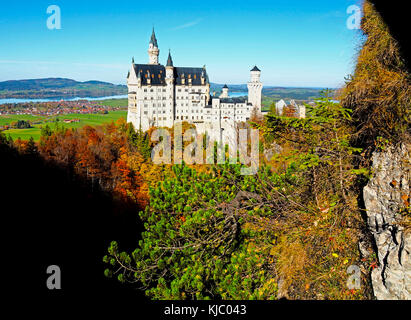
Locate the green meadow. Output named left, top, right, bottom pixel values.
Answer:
left=93, top=98, right=128, bottom=107
left=1, top=110, right=127, bottom=141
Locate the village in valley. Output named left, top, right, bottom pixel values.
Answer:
left=0, top=99, right=124, bottom=117
left=0, top=98, right=127, bottom=139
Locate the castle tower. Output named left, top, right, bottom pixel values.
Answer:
left=126, top=57, right=141, bottom=130
left=165, top=50, right=174, bottom=78
left=247, top=66, right=263, bottom=112
left=220, top=84, right=229, bottom=98
left=165, top=50, right=175, bottom=128
left=148, top=28, right=159, bottom=65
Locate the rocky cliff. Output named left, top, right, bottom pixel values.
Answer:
left=362, top=143, right=410, bottom=299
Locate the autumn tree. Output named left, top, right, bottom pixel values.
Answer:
left=339, top=0, right=410, bottom=150
left=38, top=122, right=150, bottom=207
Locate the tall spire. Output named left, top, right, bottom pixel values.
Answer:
left=166, top=49, right=173, bottom=67
left=148, top=27, right=159, bottom=65
left=149, top=27, right=158, bottom=47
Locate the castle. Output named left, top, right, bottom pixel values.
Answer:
left=126, top=29, right=263, bottom=143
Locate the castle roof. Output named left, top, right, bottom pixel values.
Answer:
left=149, top=28, right=158, bottom=47
left=133, top=64, right=166, bottom=85
left=174, top=67, right=208, bottom=85
left=223, top=84, right=228, bottom=89
left=220, top=97, right=248, bottom=104
left=251, top=65, right=260, bottom=72
left=132, top=64, right=209, bottom=86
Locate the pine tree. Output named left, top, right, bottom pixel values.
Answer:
left=40, top=125, right=52, bottom=138
left=25, top=137, right=38, bottom=155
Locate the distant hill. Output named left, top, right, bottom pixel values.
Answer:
left=0, top=78, right=127, bottom=99
left=210, top=83, right=248, bottom=92
left=0, top=78, right=332, bottom=102
left=210, top=82, right=332, bottom=101
left=261, top=86, right=331, bottom=101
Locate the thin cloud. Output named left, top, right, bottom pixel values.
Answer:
left=0, top=60, right=126, bottom=70
left=170, top=18, right=202, bottom=31
left=72, top=62, right=126, bottom=69
left=0, top=60, right=61, bottom=65
left=307, top=10, right=345, bottom=22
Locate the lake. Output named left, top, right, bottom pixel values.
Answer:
left=0, top=95, right=128, bottom=104
left=0, top=92, right=247, bottom=104
left=229, top=92, right=247, bottom=98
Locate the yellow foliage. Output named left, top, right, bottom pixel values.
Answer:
left=339, top=0, right=410, bottom=149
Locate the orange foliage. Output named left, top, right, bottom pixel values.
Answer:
left=39, top=122, right=150, bottom=208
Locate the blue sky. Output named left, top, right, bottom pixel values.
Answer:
left=0, top=0, right=363, bottom=87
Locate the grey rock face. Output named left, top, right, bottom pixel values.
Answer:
left=363, top=143, right=410, bottom=300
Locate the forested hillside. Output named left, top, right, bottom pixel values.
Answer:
left=0, top=78, right=127, bottom=99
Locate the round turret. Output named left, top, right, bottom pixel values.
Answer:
left=221, top=84, right=229, bottom=98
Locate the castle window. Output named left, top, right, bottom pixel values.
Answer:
left=144, top=89, right=147, bottom=92
left=150, top=89, right=153, bottom=92
left=144, top=111, right=147, bottom=115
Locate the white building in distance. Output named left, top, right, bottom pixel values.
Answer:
left=127, top=29, right=263, bottom=143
